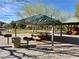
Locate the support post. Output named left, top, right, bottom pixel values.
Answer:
left=33, top=25, right=34, bottom=33
left=15, top=26, right=16, bottom=37
left=15, top=23, right=17, bottom=37
left=51, top=25, right=54, bottom=48
left=60, top=24, right=62, bottom=37
left=68, top=25, right=69, bottom=32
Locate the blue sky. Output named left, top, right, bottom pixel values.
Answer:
left=0, top=0, right=79, bottom=23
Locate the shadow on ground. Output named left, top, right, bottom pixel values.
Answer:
left=54, top=36, right=79, bottom=45
left=0, top=39, right=79, bottom=59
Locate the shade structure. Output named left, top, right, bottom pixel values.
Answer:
left=17, top=14, right=62, bottom=25
left=16, top=14, right=62, bottom=49
left=61, top=17, right=79, bottom=35
left=62, top=17, right=79, bottom=24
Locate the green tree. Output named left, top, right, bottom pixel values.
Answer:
left=17, top=3, right=57, bottom=18
left=7, top=21, right=16, bottom=29
left=75, top=3, right=79, bottom=19
left=16, top=22, right=27, bottom=29
left=17, top=3, right=71, bottom=23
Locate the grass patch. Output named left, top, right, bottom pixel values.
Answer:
left=8, top=29, right=47, bottom=33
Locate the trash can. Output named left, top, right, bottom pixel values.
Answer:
left=12, top=37, right=21, bottom=48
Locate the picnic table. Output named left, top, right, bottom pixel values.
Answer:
left=23, top=32, right=51, bottom=48
left=31, top=33, right=43, bottom=41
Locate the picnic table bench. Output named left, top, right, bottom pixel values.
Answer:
left=23, top=32, right=51, bottom=48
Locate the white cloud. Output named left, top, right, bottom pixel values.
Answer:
left=0, top=0, right=25, bottom=23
